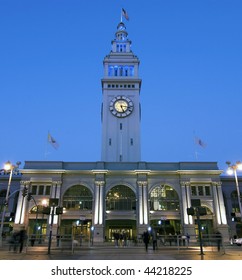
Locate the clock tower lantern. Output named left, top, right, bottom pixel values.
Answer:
left=101, top=22, right=142, bottom=162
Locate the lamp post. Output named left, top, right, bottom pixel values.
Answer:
left=0, top=161, right=21, bottom=247
left=226, top=161, right=242, bottom=218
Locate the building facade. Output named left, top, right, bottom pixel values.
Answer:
left=7, top=20, right=241, bottom=243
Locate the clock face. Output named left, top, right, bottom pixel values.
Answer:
left=109, top=96, right=134, bottom=118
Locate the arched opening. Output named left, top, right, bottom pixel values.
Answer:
left=63, top=185, right=93, bottom=211
left=105, top=185, right=137, bottom=242
left=60, top=185, right=93, bottom=237
left=149, top=185, right=181, bottom=236
left=106, top=185, right=136, bottom=211
left=150, top=185, right=179, bottom=211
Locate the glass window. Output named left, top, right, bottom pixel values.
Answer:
left=205, top=186, right=211, bottom=196
left=198, top=186, right=204, bottom=196
left=45, top=185, right=51, bottom=195
left=119, top=66, right=123, bottom=76
left=63, top=185, right=93, bottom=211
left=191, top=186, right=197, bottom=196
left=38, top=185, right=44, bottom=195
left=150, top=185, right=179, bottom=211
left=31, top=185, right=37, bottom=195
left=108, top=66, right=113, bottom=76
left=106, top=185, right=136, bottom=211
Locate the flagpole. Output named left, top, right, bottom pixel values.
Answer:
left=44, top=131, right=50, bottom=159
left=121, top=8, right=123, bottom=22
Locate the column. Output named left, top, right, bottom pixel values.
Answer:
left=181, top=182, right=189, bottom=225
left=213, top=182, right=227, bottom=225
left=94, top=181, right=105, bottom=225
left=185, top=182, right=193, bottom=224
left=142, top=182, right=148, bottom=225
left=94, top=182, right=100, bottom=225
left=14, top=181, right=30, bottom=227
left=93, top=181, right=105, bottom=242
left=52, top=181, right=62, bottom=226
left=98, top=181, right=105, bottom=225
left=137, top=181, right=144, bottom=225
left=212, top=182, right=221, bottom=225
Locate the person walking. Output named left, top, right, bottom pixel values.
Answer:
left=186, top=233, right=190, bottom=247
left=152, top=229, right=157, bottom=250
left=18, top=229, right=27, bottom=253
left=143, top=230, right=150, bottom=252
left=215, top=231, right=222, bottom=251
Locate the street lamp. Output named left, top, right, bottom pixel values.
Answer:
left=0, top=161, right=21, bottom=247
left=226, top=161, right=242, bottom=219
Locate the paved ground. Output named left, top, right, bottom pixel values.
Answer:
left=0, top=243, right=242, bottom=260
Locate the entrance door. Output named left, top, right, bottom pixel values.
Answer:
left=105, top=220, right=136, bottom=241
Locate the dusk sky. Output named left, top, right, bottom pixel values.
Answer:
left=1, top=0, right=242, bottom=173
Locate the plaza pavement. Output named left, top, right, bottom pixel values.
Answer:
left=0, top=243, right=242, bottom=260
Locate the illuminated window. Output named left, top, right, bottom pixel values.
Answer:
left=63, top=185, right=93, bottom=211
left=150, top=185, right=179, bottom=211
left=106, top=185, right=136, bottom=210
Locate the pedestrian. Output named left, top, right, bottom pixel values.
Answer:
left=18, top=229, right=27, bottom=253
left=168, top=233, right=173, bottom=246
left=56, top=234, right=60, bottom=247
left=113, top=231, right=119, bottom=247
left=123, top=231, right=127, bottom=247
left=8, top=231, right=19, bottom=252
left=215, top=231, right=222, bottom=251
left=30, top=234, right=36, bottom=246
left=151, top=229, right=157, bottom=250
left=143, top=230, right=150, bottom=251
left=186, top=233, right=190, bottom=247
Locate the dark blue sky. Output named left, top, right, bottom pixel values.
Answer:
left=1, top=0, right=242, bottom=172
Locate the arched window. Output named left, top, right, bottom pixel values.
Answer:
left=63, top=185, right=93, bottom=211
left=150, top=185, right=179, bottom=211
left=106, top=185, right=136, bottom=211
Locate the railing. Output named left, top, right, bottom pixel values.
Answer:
left=0, top=233, right=231, bottom=254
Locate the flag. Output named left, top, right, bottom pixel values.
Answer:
left=48, top=132, right=59, bottom=149
left=195, top=137, right=206, bottom=148
left=122, top=8, right=129, bottom=21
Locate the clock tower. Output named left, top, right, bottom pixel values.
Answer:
left=101, top=21, right=142, bottom=162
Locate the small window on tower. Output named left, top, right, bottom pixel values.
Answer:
left=129, top=66, right=134, bottom=76
left=130, top=138, right=133, bottom=145
left=120, top=123, right=123, bottom=130
left=120, top=66, right=123, bottom=76
left=109, top=138, right=112, bottom=146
